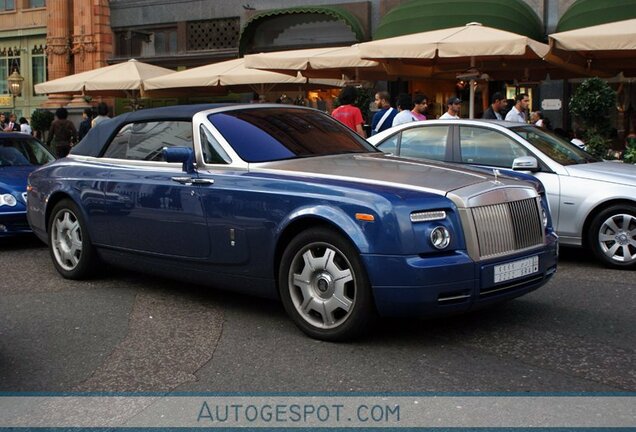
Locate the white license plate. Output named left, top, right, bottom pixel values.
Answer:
left=493, top=256, right=539, bottom=283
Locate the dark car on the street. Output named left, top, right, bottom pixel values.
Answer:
left=27, top=104, right=557, bottom=340
left=0, top=132, right=55, bottom=236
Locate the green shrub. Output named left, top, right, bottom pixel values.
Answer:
left=568, top=77, right=616, bottom=159
left=30, top=109, right=54, bottom=136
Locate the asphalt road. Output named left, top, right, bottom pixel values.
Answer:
left=1, top=235, right=634, bottom=393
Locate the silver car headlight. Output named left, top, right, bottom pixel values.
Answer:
left=0, top=194, right=17, bottom=207
left=430, top=226, right=451, bottom=249
left=541, top=207, right=548, bottom=228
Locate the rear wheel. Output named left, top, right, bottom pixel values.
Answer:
left=278, top=227, right=375, bottom=341
left=588, top=204, right=636, bottom=269
left=48, top=199, right=97, bottom=279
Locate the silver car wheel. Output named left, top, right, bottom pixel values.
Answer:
left=51, top=208, right=83, bottom=271
left=598, top=213, right=636, bottom=264
left=288, top=242, right=356, bottom=330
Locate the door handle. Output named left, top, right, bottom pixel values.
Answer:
left=191, top=178, right=215, bottom=185
left=171, top=176, right=193, bottom=185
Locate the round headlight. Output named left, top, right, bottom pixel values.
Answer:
left=541, top=208, right=548, bottom=228
left=430, top=226, right=451, bottom=249
left=0, top=194, right=17, bottom=207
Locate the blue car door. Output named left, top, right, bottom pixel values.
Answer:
left=101, top=121, right=210, bottom=258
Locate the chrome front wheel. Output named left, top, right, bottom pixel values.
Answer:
left=279, top=227, right=374, bottom=340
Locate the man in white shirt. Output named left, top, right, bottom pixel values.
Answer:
left=439, top=97, right=461, bottom=119
left=392, top=94, right=416, bottom=127
left=504, top=93, right=529, bottom=123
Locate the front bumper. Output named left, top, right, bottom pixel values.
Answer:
left=364, top=233, right=558, bottom=318
left=0, top=211, right=32, bottom=236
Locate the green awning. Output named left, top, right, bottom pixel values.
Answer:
left=239, top=6, right=365, bottom=55
left=556, top=0, right=636, bottom=32
left=375, top=0, right=544, bottom=41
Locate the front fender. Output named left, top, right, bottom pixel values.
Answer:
left=278, top=204, right=371, bottom=253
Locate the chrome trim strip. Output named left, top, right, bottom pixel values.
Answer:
left=437, top=294, right=471, bottom=302
left=480, top=275, right=544, bottom=296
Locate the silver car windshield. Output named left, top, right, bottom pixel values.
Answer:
left=510, top=126, right=601, bottom=166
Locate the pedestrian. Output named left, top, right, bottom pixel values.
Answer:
left=78, top=107, right=93, bottom=141
left=0, top=113, right=6, bottom=130
left=440, top=97, right=462, bottom=119
left=18, top=117, right=32, bottom=135
left=504, top=93, right=529, bottom=123
left=91, top=102, right=110, bottom=127
left=3, top=113, right=20, bottom=132
left=392, top=93, right=416, bottom=127
left=331, top=86, right=366, bottom=138
left=370, top=91, right=396, bottom=136
left=531, top=110, right=545, bottom=127
left=482, top=92, right=507, bottom=120
left=46, top=107, right=77, bottom=158
left=411, top=94, right=428, bottom=121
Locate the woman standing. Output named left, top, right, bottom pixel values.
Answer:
left=46, top=108, right=77, bottom=158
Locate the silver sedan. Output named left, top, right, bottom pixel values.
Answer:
left=368, top=119, right=636, bottom=269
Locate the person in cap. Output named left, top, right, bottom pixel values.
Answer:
left=440, top=97, right=462, bottom=119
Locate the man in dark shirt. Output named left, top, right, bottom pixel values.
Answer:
left=482, top=92, right=507, bottom=120
left=370, top=91, right=396, bottom=135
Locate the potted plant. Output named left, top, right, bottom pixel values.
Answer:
left=30, top=109, right=54, bottom=145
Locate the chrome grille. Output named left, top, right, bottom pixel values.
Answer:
left=471, top=197, right=544, bottom=259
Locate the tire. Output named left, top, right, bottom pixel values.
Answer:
left=278, top=227, right=375, bottom=341
left=48, top=199, right=97, bottom=279
left=588, top=204, right=636, bottom=269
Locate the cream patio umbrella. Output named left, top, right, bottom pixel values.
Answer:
left=34, top=59, right=174, bottom=106
left=548, top=18, right=636, bottom=77
left=244, top=45, right=386, bottom=81
left=358, top=22, right=551, bottom=118
left=143, top=57, right=344, bottom=97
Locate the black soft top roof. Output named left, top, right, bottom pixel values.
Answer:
left=71, top=103, right=229, bottom=157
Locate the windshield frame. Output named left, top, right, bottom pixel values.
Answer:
left=509, top=125, right=601, bottom=166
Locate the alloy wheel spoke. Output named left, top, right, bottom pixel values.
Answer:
left=604, top=218, right=621, bottom=234
left=622, top=245, right=635, bottom=260
left=293, top=273, right=312, bottom=299
left=599, top=233, right=616, bottom=243
left=320, top=302, right=335, bottom=326
left=606, top=242, right=620, bottom=258
left=622, top=216, right=634, bottom=231
left=302, top=250, right=317, bottom=273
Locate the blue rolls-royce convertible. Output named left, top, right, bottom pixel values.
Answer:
left=27, top=104, right=558, bottom=340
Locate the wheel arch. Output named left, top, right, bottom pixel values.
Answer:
left=45, top=192, right=75, bottom=232
left=273, top=213, right=369, bottom=294
left=582, top=198, right=636, bottom=247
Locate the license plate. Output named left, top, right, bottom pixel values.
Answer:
left=493, top=255, right=539, bottom=283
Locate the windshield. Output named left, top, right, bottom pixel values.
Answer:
left=0, top=137, right=55, bottom=167
left=208, top=107, right=378, bottom=162
left=510, top=126, right=600, bottom=166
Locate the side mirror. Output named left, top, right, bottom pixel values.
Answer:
left=163, top=147, right=196, bottom=174
left=512, top=156, right=539, bottom=172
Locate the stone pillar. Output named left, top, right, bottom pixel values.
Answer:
left=43, top=0, right=73, bottom=107
left=69, top=0, right=114, bottom=107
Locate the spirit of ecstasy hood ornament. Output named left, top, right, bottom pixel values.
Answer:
left=492, top=169, right=502, bottom=185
